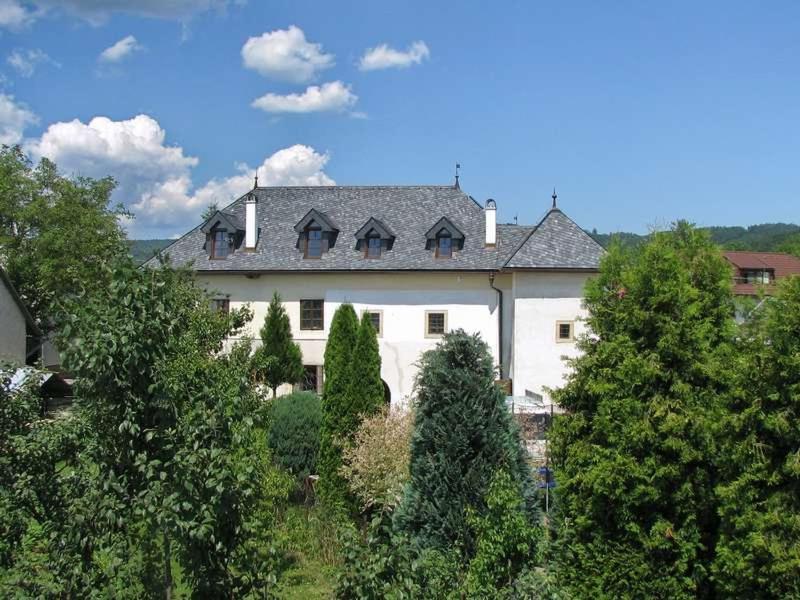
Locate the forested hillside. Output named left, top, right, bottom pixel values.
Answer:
left=129, top=239, right=173, bottom=263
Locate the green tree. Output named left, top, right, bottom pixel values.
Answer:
left=251, top=292, right=304, bottom=398
left=713, top=276, right=800, bottom=598
left=344, top=312, right=385, bottom=431
left=396, top=330, right=538, bottom=555
left=549, top=222, right=736, bottom=599
left=0, top=146, right=128, bottom=330
left=318, top=303, right=359, bottom=508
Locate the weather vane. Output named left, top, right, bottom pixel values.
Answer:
left=454, top=163, right=461, bottom=189
left=552, top=187, right=558, bottom=209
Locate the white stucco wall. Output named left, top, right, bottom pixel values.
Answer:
left=197, top=272, right=503, bottom=405
left=0, top=280, right=27, bottom=364
left=510, top=272, right=593, bottom=406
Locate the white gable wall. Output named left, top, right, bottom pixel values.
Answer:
left=0, top=280, right=27, bottom=364
left=510, top=271, right=591, bottom=406
left=197, top=271, right=504, bottom=405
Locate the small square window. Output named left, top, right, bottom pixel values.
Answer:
left=556, top=321, right=574, bottom=342
left=365, top=310, right=382, bottom=336
left=300, top=299, right=324, bottom=330
left=211, top=298, right=230, bottom=314
left=426, top=311, right=447, bottom=337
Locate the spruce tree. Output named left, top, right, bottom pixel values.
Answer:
left=344, top=312, right=385, bottom=431
left=713, top=276, right=800, bottom=598
left=549, top=222, right=736, bottom=599
left=251, top=291, right=303, bottom=397
left=317, top=303, right=359, bottom=506
left=396, top=329, right=538, bottom=554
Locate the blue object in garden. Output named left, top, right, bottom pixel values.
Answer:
left=537, top=466, right=556, bottom=489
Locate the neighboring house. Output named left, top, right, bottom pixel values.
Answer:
left=0, top=267, right=42, bottom=365
left=723, top=251, right=800, bottom=296
left=149, top=183, right=604, bottom=406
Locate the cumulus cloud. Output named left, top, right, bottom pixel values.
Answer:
left=0, top=0, right=35, bottom=29
left=251, top=81, right=357, bottom=114
left=25, top=113, right=334, bottom=237
left=242, top=25, right=334, bottom=83
left=99, top=35, right=143, bottom=63
left=359, top=40, right=430, bottom=71
left=7, top=48, right=59, bottom=77
left=0, top=93, right=38, bottom=145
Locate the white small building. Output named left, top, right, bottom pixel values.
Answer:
left=151, top=183, right=604, bottom=406
left=0, top=267, right=41, bottom=365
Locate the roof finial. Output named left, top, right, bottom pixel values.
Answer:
left=454, top=163, right=461, bottom=189
left=254, top=169, right=259, bottom=189
left=551, top=187, right=558, bottom=209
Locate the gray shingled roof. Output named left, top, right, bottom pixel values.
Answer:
left=148, top=186, right=598, bottom=272
left=504, top=208, right=605, bottom=269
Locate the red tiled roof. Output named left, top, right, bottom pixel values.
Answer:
left=723, top=251, right=800, bottom=296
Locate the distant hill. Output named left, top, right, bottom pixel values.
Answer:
left=129, top=222, right=800, bottom=265
left=589, top=223, right=800, bottom=255
left=129, top=239, right=172, bottom=264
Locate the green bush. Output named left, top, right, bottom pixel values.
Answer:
left=268, top=392, right=322, bottom=481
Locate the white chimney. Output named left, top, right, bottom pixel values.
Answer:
left=245, top=189, right=258, bottom=249
left=485, top=198, right=497, bottom=247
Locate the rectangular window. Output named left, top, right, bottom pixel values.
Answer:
left=366, top=237, right=382, bottom=258
left=300, top=299, right=324, bottom=330
left=211, top=298, right=230, bottom=314
left=305, top=229, right=323, bottom=259
left=299, top=365, right=323, bottom=394
left=436, top=236, right=452, bottom=258
left=365, top=310, right=382, bottom=336
left=211, top=230, right=229, bottom=258
left=556, top=321, right=574, bottom=342
left=425, top=311, right=447, bottom=337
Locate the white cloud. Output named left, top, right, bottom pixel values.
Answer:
left=0, top=93, right=38, bottom=145
left=99, top=35, right=143, bottom=63
left=7, top=48, right=58, bottom=77
left=241, top=25, right=334, bottom=83
left=359, top=40, right=430, bottom=71
left=25, top=112, right=334, bottom=237
left=0, top=0, right=34, bottom=29
left=251, top=81, right=356, bottom=114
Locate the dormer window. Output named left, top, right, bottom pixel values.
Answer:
left=354, top=217, right=395, bottom=259
left=200, top=210, right=244, bottom=260
left=295, top=209, right=339, bottom=259
left=211, top=230, right=230, bottom=259
left=425, top=217, right=464, bottom=258
left=305, top=227, right=323, bottom=259
left=436, top=232, right=452, bottom=258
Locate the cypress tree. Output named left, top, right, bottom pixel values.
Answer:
left=549, top=222, right=736, bottom=599
left=318, top=303, right=359, bottom=506
left=396, top=329, right=538, bottom=554
left=251, top=291, right=303, bottom=397
left=713, top=276, right=800, bottom=598
left=344, top=312, right=385, bottom=430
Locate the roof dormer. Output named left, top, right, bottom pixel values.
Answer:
left=200, top=211, right=245, bottom=259
left=425, top=217, right=465, bottom=258
left=354, top=217, right=395, bottom=258
left=294, top=209, right=339, bottom=259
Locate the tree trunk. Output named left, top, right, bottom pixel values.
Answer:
left=163, top=530, right=173, bottom=600
left=272, top=385, right=278, bottom=398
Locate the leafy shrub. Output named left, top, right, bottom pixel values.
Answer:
left=340, top=407, right=414, bottom=512
left=268, top=392, right=322, bottom=481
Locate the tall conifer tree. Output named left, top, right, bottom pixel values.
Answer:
left=549, top=222, right=736, bottom=599
left=345, top=312, right=385, bottom=430
left=396, top=329, right=537, bottom=554
left=252, top=291, right=303, bottom=397
left=318, top=303, right=359, bottom=506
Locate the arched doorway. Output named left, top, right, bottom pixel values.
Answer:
left=382, top=380, right=391, bottom=405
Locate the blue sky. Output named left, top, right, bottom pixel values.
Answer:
left=1, top=1, right=798, bottom=238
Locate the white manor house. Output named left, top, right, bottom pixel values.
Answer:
left=150, top=181, right=604, bottom=406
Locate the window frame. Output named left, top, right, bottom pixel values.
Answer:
left=304, top=226, right=323, bottom=259
left=210, top=230, right=230, bottom=259
left=300, top=299, right=324, bottom=330
left=556, top=320, right=575, bottom=343
left=363, top=309, right=383, bottom=337
left=425, top=310, right=447, bottom=338
left=435, top=233, right=453, bottom=259
left=365, top=235, right=382, bottom=259
left=297, top=364, right=323, bottom=394
left=211, top=298, right=230, bottom=314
